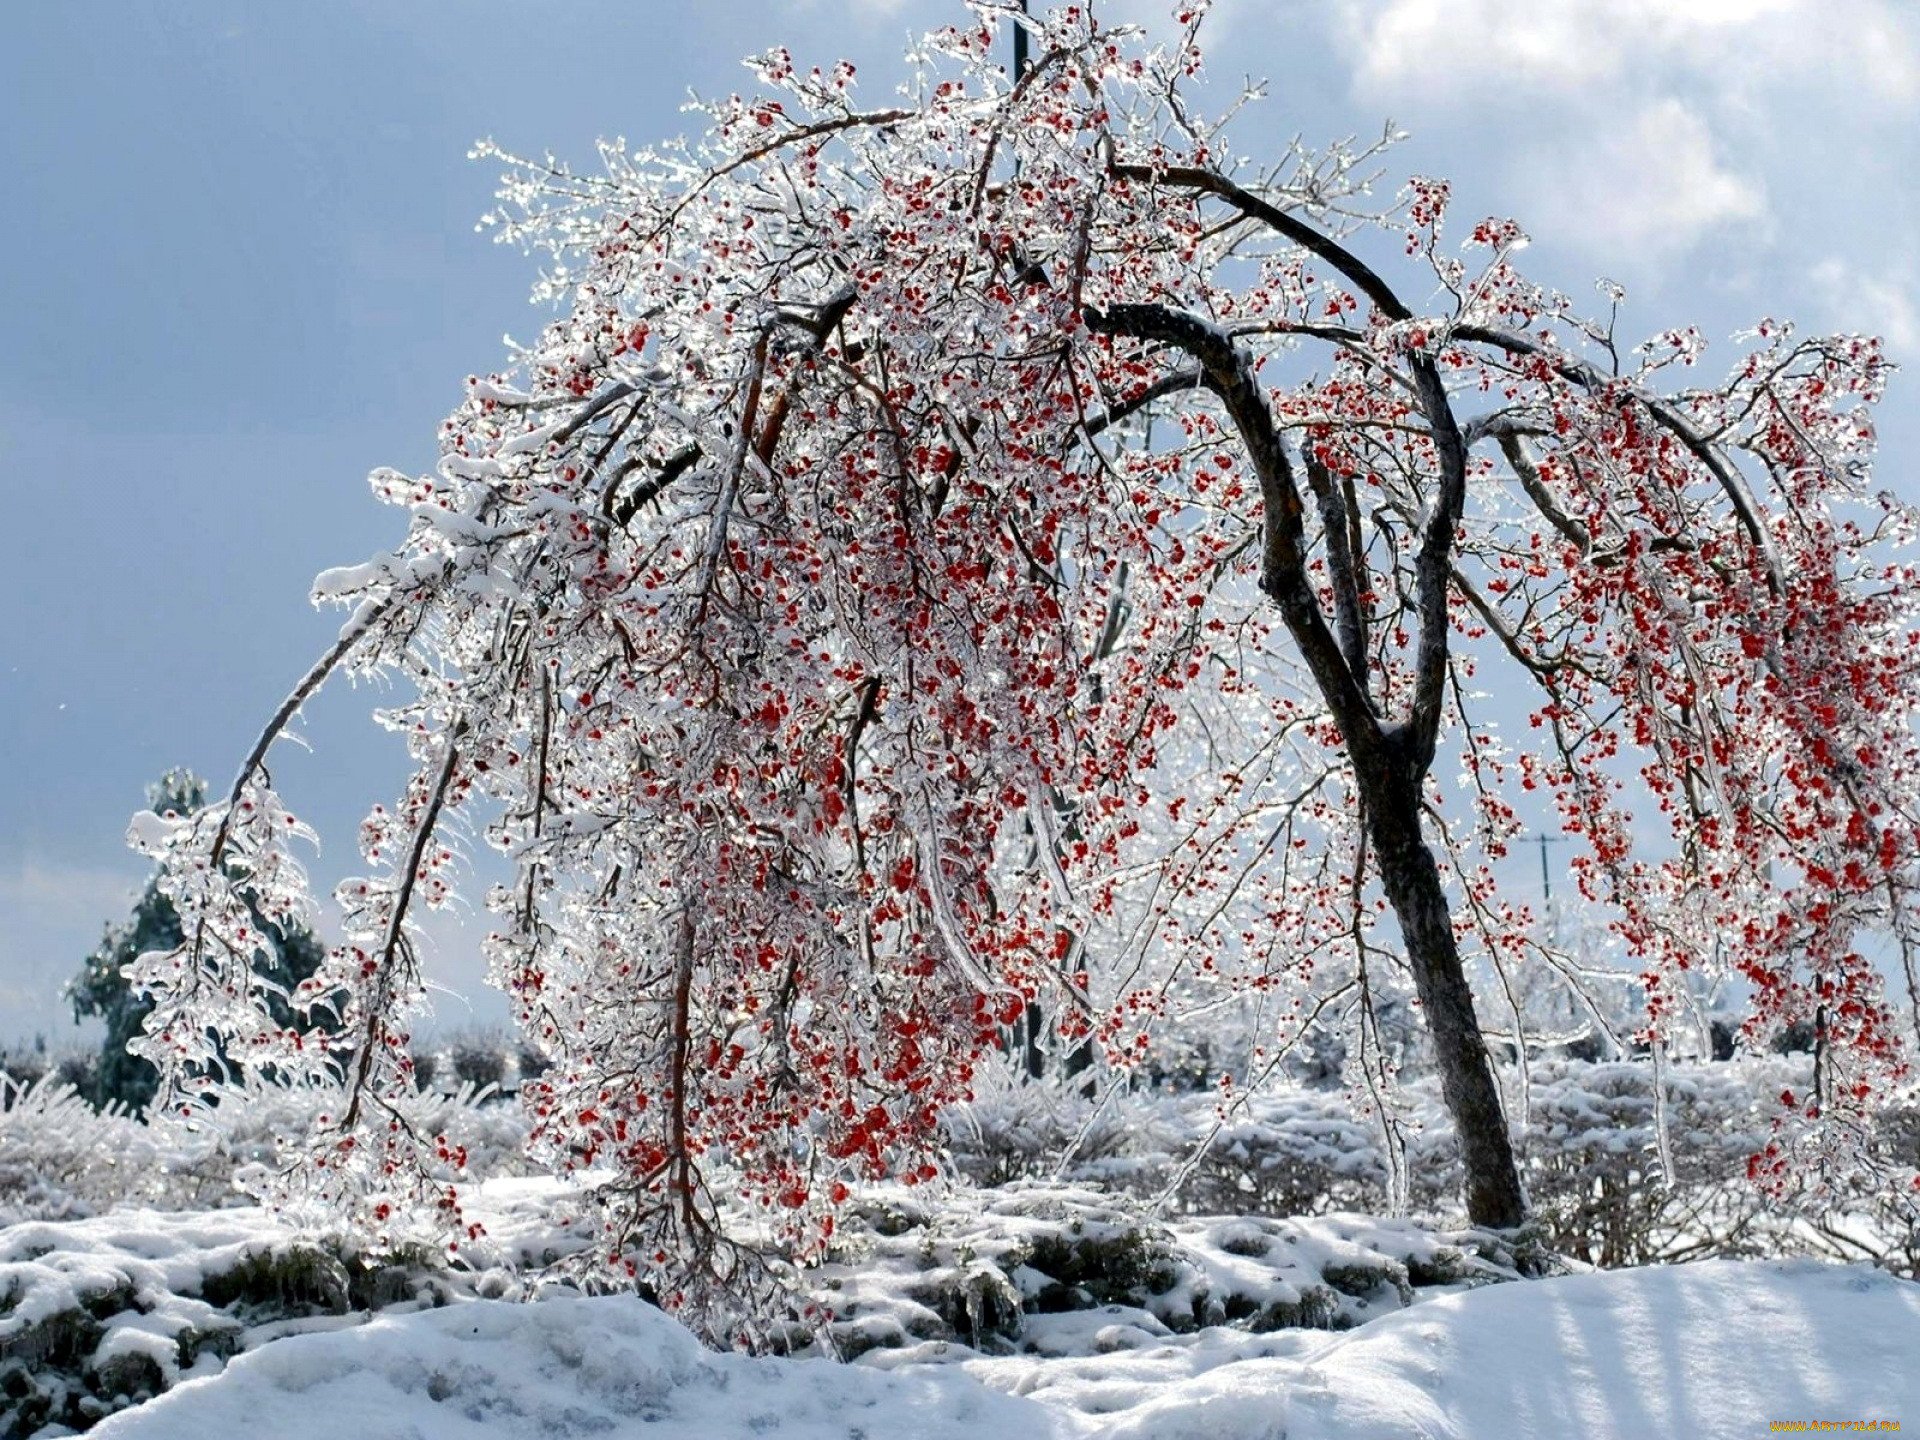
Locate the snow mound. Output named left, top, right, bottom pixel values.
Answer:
left=88, top=1293, right=1058, bottom=1440
left=87, top=1259, right=1920, bottom=1440
left=811, top=1182, right=1518, bottom=1354
left=954, top=1258, right=1920, bottom=1440
left=0, top=1207, right=442, bottom=1434
left=0, top=1183, right=584, bottom=1434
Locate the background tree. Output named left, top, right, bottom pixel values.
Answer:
left=127, top=1, right=1918, bottom=1331
left=73, top=770, right=330, bottom=1113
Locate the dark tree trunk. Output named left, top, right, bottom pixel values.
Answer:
left=1083, top=300, right=1531, bottom=1233
left=1362, top=753, right=1529, bottom=1230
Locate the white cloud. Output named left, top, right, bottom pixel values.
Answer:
left=1811, top=259, right=1920, bottom=356
left=1316, top=0, right=1920, bottom=278
left=1341, top=0, right=1917, bottom=106
left=1527, top=99, right=1765, bottom=260
left=0, top=858, right=143, bottom=1043
left=0, top=858, right=139, bottom=938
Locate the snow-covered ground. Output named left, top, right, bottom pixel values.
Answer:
left=7, top=1072, right=1916, bottom=1438
left=89, top=1293, right=1047, bottom=1440
left=942, top=1259, right=1920, bottom=1438
left=85, top=1259, right=1919, bottom=1440
left=0, top=1180, right=1523, bottom=1435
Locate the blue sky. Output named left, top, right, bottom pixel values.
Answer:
left=4, top=0, right=1917, bottom=1045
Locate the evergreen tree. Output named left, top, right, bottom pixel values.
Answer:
left=69, top=770, right=331, bottom=1112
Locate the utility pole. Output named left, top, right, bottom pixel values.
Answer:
left=1013, top=0, right=1030, bottom=81
left=1526, top=832, right=1568, bottom=944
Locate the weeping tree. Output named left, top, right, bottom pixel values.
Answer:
left=128, top=1, right=1918, bottom=1334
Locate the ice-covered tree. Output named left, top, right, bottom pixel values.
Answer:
left=73, top=770, right=330, bottom=1112
left=128, top=1, right=1919, bottom=1329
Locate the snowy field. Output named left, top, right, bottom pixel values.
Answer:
left=5, top=1072, right=1918, bottom=1438
left=77, top=1259, right=1918, bottom=1440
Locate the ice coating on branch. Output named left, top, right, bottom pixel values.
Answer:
left=126, top=808, right=190, bottom=854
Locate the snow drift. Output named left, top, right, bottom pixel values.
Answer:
left=88, top=1292, right=1052, bottom=1440
left=88, top=1259, right=1920, bottom=1439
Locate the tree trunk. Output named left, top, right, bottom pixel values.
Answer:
left=1363, top=756, right=1528, bottom=1230
left=1079, top=300, right=1530, bottom=1232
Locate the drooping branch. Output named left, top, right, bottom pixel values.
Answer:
left=606, top=443, right=702, bottom=527
left=1494, top=430, right=1590, bottom=552
left=605, top=285, right=858, bottom=533
left=342, top=722, right=467, bottom=1129
left=1080, top=366, right=1203, bottom=442
left=668, top=904, right=699, bottom=1229
left=210, top=591, right=402, bottom=870
left=1456, top=322, right=1785, bottom=590
left=1083, top=302, right=1381, bottom=752
left=1108, top=163, right=1412, bottom=321
left=553, top=380, right=641, bottom=447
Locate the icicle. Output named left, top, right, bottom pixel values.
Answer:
left=1027, top=789, right=1090, bottom=928
left=1651, top=1036, right=1675, bottom=1190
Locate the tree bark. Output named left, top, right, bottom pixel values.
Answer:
left=1362, top=750, right=1529, bottom=1230
left=1084, top=299, right=1531, bottom=1232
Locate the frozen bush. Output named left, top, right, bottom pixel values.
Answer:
left=940, top=1059, right=1916, bottom=1276
left=446, top=1030, right=509, bottom=1094
left=0, top=1072, right=534, bottom=1225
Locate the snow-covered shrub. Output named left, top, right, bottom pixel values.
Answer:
left=401, top=1031, right=525, bottom=1098
left=944, top=1080, right=1408, bottom=1217
left=0, top=1077, right=173, bottom=1227
left=0, top=1053, right=48, bottom=1097
left=1513, top=1059, right=1787, bottom=1268
left=0, top=1047, right=98, bottom=1106
left=942, top=1059, right=1917, bottom=1278
left=446, top=1031, right=509, bottom=1094
left=201, top=1078, right=535, bottom=1193
left=1787, top=1096, right=1920, bottom=1274
left=0, top=1209, right=462, bottom=1436
left=512, top=1039, right=551, bottom=1089
left=802, top=1181, right=1521, bottom=1358
left=940, top=1078, right=1145, bottom=1189
left=0, top=1073, right=535, bottom=1227
left=1141, top=1088, right=1406, bottom=1218
left=408, top=1045, right=441, bottom=1095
